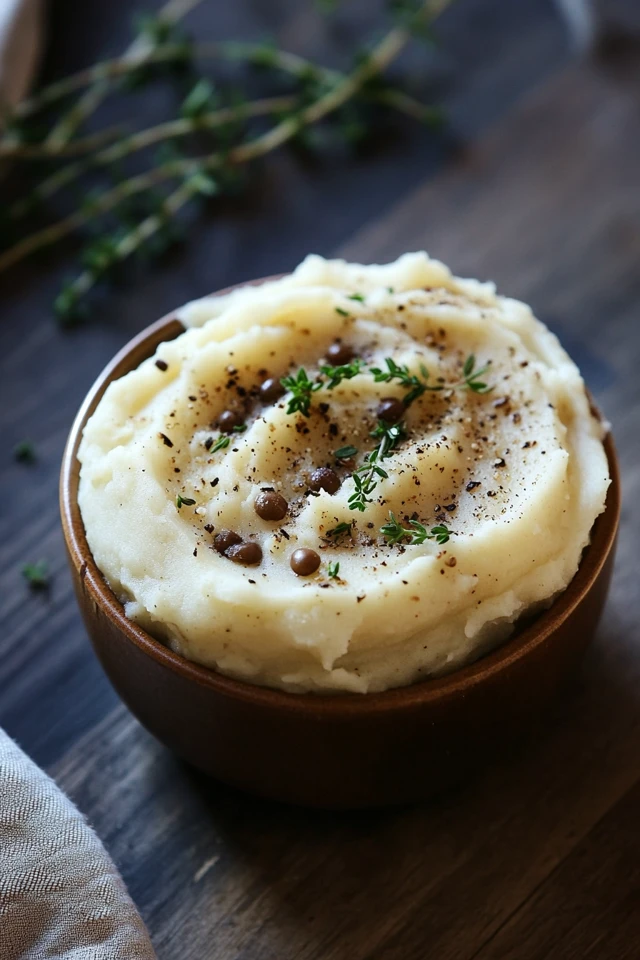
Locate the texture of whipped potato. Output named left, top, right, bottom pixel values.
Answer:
left=78, top=253, right=610, bottom=693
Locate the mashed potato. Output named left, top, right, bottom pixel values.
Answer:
left=78, top=253, right=610, bottom=693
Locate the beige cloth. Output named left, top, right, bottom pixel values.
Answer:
left=0, top=729, right=156, bottom=959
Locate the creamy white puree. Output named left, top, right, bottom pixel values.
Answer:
left=78, top=253, right=610, bottom=693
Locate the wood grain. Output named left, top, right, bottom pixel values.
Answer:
left=2, top=1, right=640, bottom=958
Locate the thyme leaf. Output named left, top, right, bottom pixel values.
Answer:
left=22, top=559, right=50, bottom=588
left=280, top=368, right=323, bottom=417
left=319, top=358, right=363, bottom=389
left=380, top=512, right=451, bottom=546
left=348, top=419, right=406, bottom=512
left=14, top=440, right=36, bottom=463
left=211, top=435, right=231, bottom=452
left=334, top=445, right=358, bottom=459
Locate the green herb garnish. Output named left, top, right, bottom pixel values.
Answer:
left=334, top=306, right=350, bottom=317
left=22, top=559, right=49, bottom=588
left=325, top=521, right=352, bottom=540
left=380, top=512, right=451, bottom=546
left=370, top=357, right=437, bottom=406
left=280, top=368, right=323, bottom=417
left=319, top=358, right=363, bottom=389
left=334, top=445, right=358, bottom=459
left=327, top=561, right=340, bottom=579
left=348, top=420, right=406, bottom=512
left=457, top=354, right=493, bottom=393
left=232, top=423, right=247, bottom=433
left=176, top=495, right=196, bottom=509
left=14, top=440, right=36, bottom=463
left=212, top=435, right=231, bottom=452
left=347, top=292, right=365, bottom=302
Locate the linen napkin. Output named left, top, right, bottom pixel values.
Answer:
left=0, top=728, right=157, bottom=959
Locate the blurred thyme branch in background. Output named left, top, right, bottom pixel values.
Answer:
left=0, top=0, right=452, bottom=322
left=43, top=0, right=205, bottom=149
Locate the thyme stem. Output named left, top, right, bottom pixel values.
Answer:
left=43, top=0, right=204, bottom=149
left=9, top=96, right=297, bottom=220
left=0, top=11, right=431, bottom=273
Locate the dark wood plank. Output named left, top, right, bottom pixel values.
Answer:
left=42, top=38, right=640, bottom=960
left=472, top=778, right=640, bottom=960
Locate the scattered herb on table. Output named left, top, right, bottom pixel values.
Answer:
left=14, top=440, right=36, bottom=463
left=22, top=560, right=50, bottom=588
left=380, top=511, right=451, bottom=545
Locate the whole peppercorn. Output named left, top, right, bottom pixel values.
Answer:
left=218, top=409, right=244, bottom=433
left=254, top=490, right=288, bottom=521
left=290, top=548, right=321, bottom=576
left=213, top=529, right=242, bottom=555
left=227, top=542, right=263, bottom=565
left=377, top=397, right=405, bottom=424
left=260, top=377, right=285, bottom=403
left=326, top=341, right=354, bottom=365
left=309, top=467, right=341, bottom=495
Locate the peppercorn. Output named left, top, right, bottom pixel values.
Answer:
left=213, top=529, right=242, bottom=554
left=290, top=548, right=321, bottom=576
left=326, top=341, right=354, bottom=365
left=254, top=490, right=288, bottom=521
left=227, top=542, right=263, bottom=565
left=309, top=467, right=341, bottom=495
left=260, top=378, right=285, bottom=403
left=377, top=397, right=405, bottom=423
left=218, top=410, right=243, bottom=433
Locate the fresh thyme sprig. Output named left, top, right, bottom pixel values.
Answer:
left=319, top=358, right=363, bottom=389
left=0, top=0, right=453, bottom=320
left=370, top=354, right=493, bottom=402
left=370, top=357, right=439, bottom=405
left=380, top=511, right=451, bottom=545
left=453, top=354, right=493, bottom=393
left=280, top=368, right=323, bottom=417
left=348, top=419, right=406, bottom=511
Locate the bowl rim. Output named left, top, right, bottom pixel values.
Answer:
left=60, top=280, right=621, bottom=716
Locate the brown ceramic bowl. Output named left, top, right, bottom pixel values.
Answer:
left=60, top=281, right=620, bottom=809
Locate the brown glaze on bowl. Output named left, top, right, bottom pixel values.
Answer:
left=60, top=282, right=620, bottom=809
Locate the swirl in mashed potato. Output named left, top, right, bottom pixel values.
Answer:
left=78, top=253, right=610, bottom=693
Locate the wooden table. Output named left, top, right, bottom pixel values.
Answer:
left=1, top=1, right=639, bottom=957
